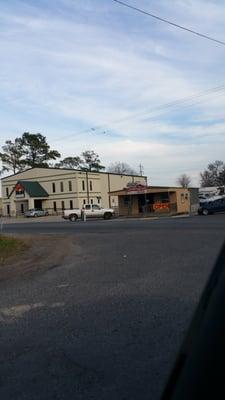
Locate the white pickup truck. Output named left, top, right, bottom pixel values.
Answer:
left=63, top=204, right=115, bottom=222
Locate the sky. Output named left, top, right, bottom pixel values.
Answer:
left=1, top=0, right=225, bottom=186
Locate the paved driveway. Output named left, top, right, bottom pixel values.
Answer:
left=0, top=215, right=225, bottom=399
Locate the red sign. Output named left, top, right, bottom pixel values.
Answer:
left=153, top=202, right=170, bottom=211
left=126, top=183, right=147, bottom=194
left=15, top=183, right=25, bottom=198
left=15, top=183, right=24, bottom=192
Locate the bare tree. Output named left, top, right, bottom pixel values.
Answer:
left=177, top=173, right=192, bottom=188
left=108, top=162, right=138, bottom=175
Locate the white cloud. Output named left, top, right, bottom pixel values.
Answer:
left=0, top=0, right=225, bottom=187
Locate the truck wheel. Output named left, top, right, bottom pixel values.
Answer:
left=104, top=212, right=112, bottom=220
left=202, top=209, right=209, bottom=216
left=69, top=214, right=78, bottom=222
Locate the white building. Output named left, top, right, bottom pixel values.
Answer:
left=1, top=167, right=147, bottom=216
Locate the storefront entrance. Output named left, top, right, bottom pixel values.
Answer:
left=110, top=186, right=194, bottom=217
left=15, top=200, right=29, bottom=215
left=137, top=192, right=170, bottom=214
left=34, top=199, right=43, bottom=209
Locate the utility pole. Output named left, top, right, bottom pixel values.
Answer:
left=139, top=164, right=144, bottom=176
left=86, top=171, right=90, bottom=203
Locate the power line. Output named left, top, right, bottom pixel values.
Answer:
left=105, top=89, right=225, bottom=138
left=91, top=85, right=225, bottom=129
left=51, top=83, right=225, bottom=143
left=112, top=0, right=225, bottom=47
left=101, top=85, right=225, bottom=128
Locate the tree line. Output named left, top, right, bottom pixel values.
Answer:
left=0, top=132, right=139, bottom=175
left=177, top=161, right=225, bottom=188
left=2, top=133, right=223, bottom=186
left=200, top=160, right=225, bottom=187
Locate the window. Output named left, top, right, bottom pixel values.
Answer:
left=124, top=195, right=130, bottom=205
left=90, top=199, right=93, bottom=204
left=60, top=182, right=64, bottom=192
left=53, top=201, right=57, bottom=212
left=70, top=200, right=73, bottom=209
left=92, top=204, right=100, bottom=210
left=181, top=193, right=185, bottom=204
left=61, top=201, right=65, bottom=210
left=85, top=204, right=91, bottom=210
left=97, top=198, right=101, bottom=204
left=68, top=181, right=72, bottom=191
left=6, top=187, right=9, bottom=197
left=21, top=204, right=24, bottom=214
left=82, top=180, right=85, bottom=191
left=7, top=205, right=10, bottom=215
left=52, top=182, right=56, bottom=193
left=90, top=181, right=93, bottom=191
left=83, top=199, right=86, bottom=205
left=161, top=192, right=169, bottom=201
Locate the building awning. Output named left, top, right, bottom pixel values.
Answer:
left=12, top=180, right=49, bottom=198
left=109, top=186, right=177, bottom=196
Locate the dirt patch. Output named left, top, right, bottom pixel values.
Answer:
left=0, top=234, right=82, bottom=283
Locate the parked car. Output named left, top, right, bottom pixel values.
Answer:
left=198, top=195, right=225, bottom=215
left=63, top=204, right=115, bottom=222
left=24, top=208, right=49, bottom=218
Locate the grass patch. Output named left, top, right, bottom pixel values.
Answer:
left=0, top=235, right=27, bottom=264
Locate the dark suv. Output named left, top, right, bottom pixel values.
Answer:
left=198, top=196, right=225, bottom=215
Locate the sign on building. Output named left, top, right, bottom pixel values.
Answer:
left=15, top=183, right=25, bottom=198
left=126, top=182, right=147, bottom=195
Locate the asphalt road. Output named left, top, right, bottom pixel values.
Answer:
left=1, top=215, right=225, bottom=400
left=3, top=213, right=225, bottom=234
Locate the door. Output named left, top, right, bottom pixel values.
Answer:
left=83, top=204, right=92, bottom=217
left=92, top=204, right=102, bottom=217
left=84, top=204, right=101, bottom=217
left=216, top=198, right=225, bottom=212
left=34, top=199, right=42, bottom=209
left=221, top=198, right=225, bottom=211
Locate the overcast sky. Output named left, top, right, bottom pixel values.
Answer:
left=1, top=0, right=225, bottom=185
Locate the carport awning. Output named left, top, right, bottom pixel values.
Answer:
left=17, top=180, right=49, bottom=198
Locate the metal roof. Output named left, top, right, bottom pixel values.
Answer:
left=18, top=180, right=49, bottom=198
left=1, top=166, right=147, bottom=180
